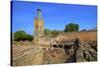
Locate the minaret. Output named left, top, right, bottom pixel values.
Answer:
left=37, top=9, right=42, bottom=19
left=34, top=9, right=44, bottom=45
left=32, top=9, right=44, bottom=65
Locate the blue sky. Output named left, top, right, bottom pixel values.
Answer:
left=11, top=1, right=97, bottom=35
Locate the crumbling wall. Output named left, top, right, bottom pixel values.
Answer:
left=76, top=41, right=97, bottom=62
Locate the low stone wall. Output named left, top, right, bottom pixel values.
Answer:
left=56, top=32, right=97, bottom=42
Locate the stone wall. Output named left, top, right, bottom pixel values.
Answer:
left=56, top=32, right=97, bottom=42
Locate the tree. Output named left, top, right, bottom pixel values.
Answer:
left=26, top=34, right=33, bottom=41
left=44, top=29, right=51, bottom=36
left=64, top=23, right=79, bottom=32
left=14, top=30, right=33, bottom=41
left=14, top=31, right=26, bottom=41
left=51, top=30, right=59, bottom=35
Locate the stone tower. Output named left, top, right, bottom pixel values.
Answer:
left=34, top=9, right=44, bottom=46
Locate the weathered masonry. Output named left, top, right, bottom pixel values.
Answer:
left=34, top=9, right=44, bottom=46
